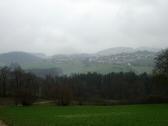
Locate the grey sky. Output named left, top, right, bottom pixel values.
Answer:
left=0, top=0, right=168, bottom=55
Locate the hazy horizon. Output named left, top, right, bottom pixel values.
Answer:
left=0, top=46, right=163, bottom=56
left=0, top=0, right=168, bottom=55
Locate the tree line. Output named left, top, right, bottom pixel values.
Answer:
left=0, top=49, right=168, bottom=106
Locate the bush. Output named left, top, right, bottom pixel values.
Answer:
left=145, top=95, right=168, bottom=104
left=14, top=90, right=37, bottom=106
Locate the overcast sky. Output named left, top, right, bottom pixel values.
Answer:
left=0, top=0, right=168, bottom=55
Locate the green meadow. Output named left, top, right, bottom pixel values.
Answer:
left=0, top=104, right=168, bottom=126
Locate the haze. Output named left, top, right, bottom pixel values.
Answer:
left=0, top=0, right=168, bottom=55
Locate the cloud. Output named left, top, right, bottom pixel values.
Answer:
left=0, top=0, right=168, bottom=54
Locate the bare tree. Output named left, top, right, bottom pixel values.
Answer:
left=0, top=67, right=10, bottom=97
left=154, top=49, right=168, bottom=76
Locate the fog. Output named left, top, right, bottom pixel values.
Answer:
left=0, top=0, right=168, bottom=55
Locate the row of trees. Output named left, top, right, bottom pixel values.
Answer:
left=0, top=49, right=168, bottom=106
left=0, top=66, right=39, bottom=105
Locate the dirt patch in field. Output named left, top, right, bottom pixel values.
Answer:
left=0, top=120, right=8, bottom=126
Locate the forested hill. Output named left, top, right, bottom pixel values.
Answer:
left=0, top=52, right=42, bottom=65
left=0, top=47, right=160, bottom=75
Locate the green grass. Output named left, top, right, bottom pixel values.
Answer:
left=0, top=104, right=168, bottom=126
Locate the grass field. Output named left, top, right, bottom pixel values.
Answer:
left=0, top=104, right=168, bottom=126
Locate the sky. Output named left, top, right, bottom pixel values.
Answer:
left=0, top=0, right=168, bottom=55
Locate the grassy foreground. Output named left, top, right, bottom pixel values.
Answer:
left=0, top=104, right=168, bottom=126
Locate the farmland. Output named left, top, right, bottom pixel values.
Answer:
left=0, top=104, right=168, bottom=126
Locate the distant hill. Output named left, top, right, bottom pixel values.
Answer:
left=97, top=47, right=135, bottom=56
left=32, top=53, right=48, bottom=59
left=136, top=47, right=160, bottom=52
left=0, top=52, right=42, bottom=65
left=0, top=47, right=161, bottom=75
left=50, top=51, right=158, bottom=74
left=97, top=47, right=160, bottom=56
